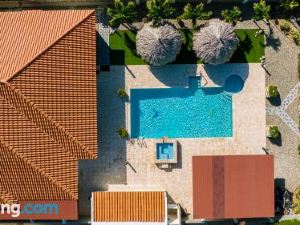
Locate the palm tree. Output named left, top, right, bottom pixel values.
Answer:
left=221, top=6, right=242, bottom=25
left=146, top=0, right=175, bottom=27
left=253, top=0, right=271, bottom=23
left=107, top=0, right=137, bottom=29
left=279, top=0, right=299, bottom=12
left=178, top=3, right=213, bottom=28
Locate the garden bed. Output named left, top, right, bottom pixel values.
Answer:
left=109, top=29, right=265, bottom=65
left=277, top=19, right=300, bottom=46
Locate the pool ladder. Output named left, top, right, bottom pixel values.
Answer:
left=221, top=93, right=232, bottom=102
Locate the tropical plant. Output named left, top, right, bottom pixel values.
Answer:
left=117, top=88, right=127, bottom=98
left=294, top=188, right=300, bottom=214
left=107, top=0, right=137, bottom=28
left=178, top=3, right=213, bottom=27
left=146, top=0, right=175, bottom=27
left=274, top=220, right=300, bottom=225
left=118, top=127, right=129, bottom=138
left=221, top=6, right=242, bottom=25
left=136, top=22, right=182, bottom=66
left=193, top=20, right=239, bottom=65
left=253, top=0, right=271, bottom=22
left=267, top=125, right=280, bottom=139
left=290, top=30, right=300, bottom=45
left=279, top=0, right=299, bottom=12
left=266, top=85, right=279, bottom=98
left=280, top=21, right=291, bottom=33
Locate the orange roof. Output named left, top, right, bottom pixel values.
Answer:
left=193, top=155, right=274, bottom=219
left=0, top=9, right=97, bottom=220
left=0, top=10, right=94, bottom=81
left=93, top=192, right=166, bottom=222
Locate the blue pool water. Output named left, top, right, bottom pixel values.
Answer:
left=130, top=77, right=238, bottom=138
left=156, top=143, right=174, bottom=160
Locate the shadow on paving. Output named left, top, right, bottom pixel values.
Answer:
left=78, top=68, right=127, bottom=216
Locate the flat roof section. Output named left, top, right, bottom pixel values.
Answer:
left=193, top=155, right=274, bottom=219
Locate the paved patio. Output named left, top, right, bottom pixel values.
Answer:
left=95, top=63, right=266, bottom=216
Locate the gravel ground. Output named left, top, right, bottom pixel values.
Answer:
left=265, top=21, right=300, bottom=193
left=248, top=20, right=300, bottom=193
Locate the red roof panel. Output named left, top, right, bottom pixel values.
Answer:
left=193, top=155, right=274, bottom=219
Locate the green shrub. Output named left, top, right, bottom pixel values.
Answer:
left=267, top=125, right=280, bottom=139
left=274, top=220, right=300, bottom=225
left=118, top=127, right=129, bottom=138
left=290, top=30, right=300, bottom=45
left=280, top=22, right=291, bottom=33
left=294, top=188, right=300, bottom=214
left=266, top=85, right=279, bottom=98
left=117, top=88, right=127, bottom=98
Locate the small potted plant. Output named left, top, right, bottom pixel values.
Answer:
left=118, top=127, right=129, bottom=138
left=266, top=85, right=279, bottom=98
left=266, top=125, right=280, bottom=139
left=117, top=88, right=128, bottom=98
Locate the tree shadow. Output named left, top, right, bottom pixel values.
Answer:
left=149, top=64, right=198, bottom=87
left=230, top=33, right=252, bottom=63
left=266, top=27, right=281, bottom=51
left=203, top=63, right=249, bottom=87
left=110, top=49, right=125, bottom=65
left=268, top=132, right=282, bottom=146
left=174, top=29, right=198, bottom=64
left=267, top=95, right=282, bottom=107
left=124, top=32, right=139, bottom=57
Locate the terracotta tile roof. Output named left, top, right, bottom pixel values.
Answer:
left=93, top=192, right=166, bottom=222
left=0, top=10, right=94, bottom=81
left=0, top=9, right=97, bottom=218
left=193, top=155, right=274, bottom=219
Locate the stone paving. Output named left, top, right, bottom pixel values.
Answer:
left=99, top=63, right=266, bottom=216
left=79, top=18, right=300, bottom=219
left=267, top=82, right=300, bottom=137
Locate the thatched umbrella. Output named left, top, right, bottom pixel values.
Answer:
left=136, top=22, right=182, bottom=66
left=193, top=20, right=238, bottom=65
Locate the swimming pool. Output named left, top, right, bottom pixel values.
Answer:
left=130, top=77, right=237, bottom=138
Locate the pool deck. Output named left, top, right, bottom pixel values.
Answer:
left=96, top=63, right=266, bottom=215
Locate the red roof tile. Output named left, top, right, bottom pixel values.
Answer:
left=93, top=192, right=166, bottom=222
left=193, top=155, right=274, bottom=219
left=0, top=9, right=97, bottom=220
left=0, top=10, right=94, bottom=81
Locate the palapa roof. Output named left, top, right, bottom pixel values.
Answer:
left=193, top=20, right=238, bottom=65
left=136, top=22, right=182, bottom=66
left=0, top=9, right=97, bottom=212
left=92, top=191, right=166, bottom=222
left=193, top=155, right=274, bottom=219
